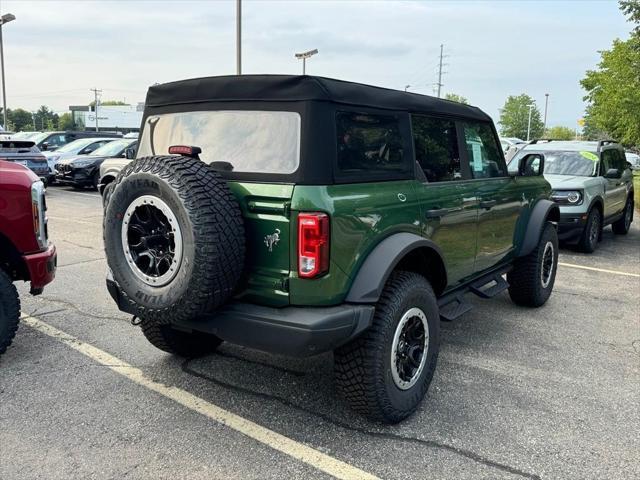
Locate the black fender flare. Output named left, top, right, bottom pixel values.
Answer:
left=587, top=195, right=604, bottom=214
left=345, top=232, right=447, bottom=303
left=518, top=199, right=560, bottom=257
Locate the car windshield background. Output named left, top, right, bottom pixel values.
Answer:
left=56, top=138, right=98, bottom=153
left=462, top=122, right=506, bottom=178
left=412, top=115, right=461, bottom=182
left=336, top=112, right=407, bottom=178
left=516, top=150, right=598, bottom=176
left=137, top=111, right=301, bottom=174
left=90, top=139, right=131, bottom=157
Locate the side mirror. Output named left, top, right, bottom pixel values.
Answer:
left=518, top=153, right=544, bottom=177
left=41, top=142, right=49, bottom=151
left=604, top=168, right=620, bottom=179
left=125, top=147, right=136, bottom=159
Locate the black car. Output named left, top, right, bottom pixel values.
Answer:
left=55, top=138, right=137, bottom=189
left=0, top=140, right=49, bottom=182
left=31, top=131, right=122, bottom=152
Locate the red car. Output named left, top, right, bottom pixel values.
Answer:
left=0, top=160, right=57, bottom=355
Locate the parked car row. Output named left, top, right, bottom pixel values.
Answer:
left=1, top=130, right=138, bottom=189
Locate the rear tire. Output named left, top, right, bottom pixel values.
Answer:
left=612, top=197, right=633, bottom=235
left=577, top=208, right=601, bottom=253
left=334, top=271, right=440, bottom=423
left=141, top=320, right=222, bottom=357
left=0, top=270, right=21, bottom=356
left=508, top=222, right=558, bottom=307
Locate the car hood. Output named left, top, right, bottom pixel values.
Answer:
left=544, top=174, right=591, bottom=189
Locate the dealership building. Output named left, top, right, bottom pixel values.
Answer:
left=69, top=103, right=144, bottom=134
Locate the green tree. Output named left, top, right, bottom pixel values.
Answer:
left=58, top=112, right=75, bottom=130
left=545, top=125, right=575, bottom=140
left=8, top=108, right=34, bottom=132
left=444, top=93, right=468, bottom=104
left=580, top=36, right=640, bottom=146
left=33, top=105, right=59, bottom=131
left=619, top=0, right=640, bottom=33
left=498, top=94, right=544, bottom=140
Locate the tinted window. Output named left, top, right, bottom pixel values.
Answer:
left=47, top=134, right=67, bottom=147
left=462, top=122, right=506, bottom=178
left=336, top=112, right=407, bottom=178
left=138, top=111, right=301, bottom=174
left=412, top=115, right=462, bottom=182
left=601, top=149, right=617, bottom=175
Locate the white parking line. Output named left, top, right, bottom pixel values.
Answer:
left=558, top=262, right=640, bottom=278
left=48, top=189, right=100, bottom=199
left=21, top=315, right=380, bottom=480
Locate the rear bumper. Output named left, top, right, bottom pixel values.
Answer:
left=558, top=212, right=587, bottom=241
left=106, top=275, right=374, bottom=357
left=23, top=244, right=57, bottom=294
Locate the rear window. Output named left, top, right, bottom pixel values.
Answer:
left=137, top=111, right=301, bottom=174
left=0, top=141, right=39, bottom=153
left=336, top=111, right=408, bottom=179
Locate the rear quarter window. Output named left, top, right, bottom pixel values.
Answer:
left=335, top=111, right=411, bottom=182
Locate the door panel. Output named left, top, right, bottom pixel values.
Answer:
left=417, top=183, right=478, bottom=285
left=474, top=178, right=522, bottom=272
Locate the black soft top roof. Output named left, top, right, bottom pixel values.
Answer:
left=145, top=74, right=491, bottom=122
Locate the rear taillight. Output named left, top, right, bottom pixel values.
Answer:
left=298, top=213, right=330, bottom=278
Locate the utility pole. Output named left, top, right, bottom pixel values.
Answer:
left=236, top=0, right=241, bottom=75
left=526, top=104, right=535, bottom=141
left=436, top=44, right=444, bottom=98
left=543, top=93, right=549, bottom=135
left=0, top=13, right=17, bottom=131
left=31, top=111, right=35, bottom=130
left=90, top=88, right=101, bottom=132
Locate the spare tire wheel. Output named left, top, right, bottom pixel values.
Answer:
left=103, top=155, right=245, bottom=324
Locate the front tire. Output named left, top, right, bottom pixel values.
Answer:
left=508, top=222, right=558, bottom=307
left=577, top=208, right=601, bottom=253
left=612, top=197, right=633, bottom=235
left=334, top=271, right=440, bottom=423
left=141, top=320, right=222, bottom=358
left=0, top=270, right=21, bottom=356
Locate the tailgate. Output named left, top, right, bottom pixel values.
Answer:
left=228, top=182, right=293, bottom=307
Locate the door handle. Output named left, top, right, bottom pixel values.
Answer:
left=479, top=200, right=497, bottom=210
left=425, top=208, right=449, bottom=219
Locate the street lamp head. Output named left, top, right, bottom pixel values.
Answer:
left=294, top=48, right=318, bottom=59
left=0, top=13, right=16, bottom=25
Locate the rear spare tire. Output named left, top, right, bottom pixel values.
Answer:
left=103, top=155, right=245, bottom=324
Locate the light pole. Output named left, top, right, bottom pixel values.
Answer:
left=543, top=93, right=549, bottom=135
left=236, top=0, right=241, bottom=75
left=404, top=85, right=411, bottom=92
left=0, top=13, right=16, bottom=131
left=294, top=49, right=318, bottom=75
left=526, top=103, right=535, bottom=141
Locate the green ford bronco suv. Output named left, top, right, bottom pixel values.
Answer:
left=104, top=75, right=559, bottom=423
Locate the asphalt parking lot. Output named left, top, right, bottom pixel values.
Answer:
left=1, top=186, right=639, bottom=480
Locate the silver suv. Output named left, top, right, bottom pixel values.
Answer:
left=510, top=140, right=634, bottom=252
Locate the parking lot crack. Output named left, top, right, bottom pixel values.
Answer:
left=181, top=358, right=541, bottom=480
left=63, top=239, right=100, bottom=251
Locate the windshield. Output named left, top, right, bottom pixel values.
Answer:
left=90, top=139, right=132, bottom=157
left=56, top=138, right=99, bottom=153
left=137, top=110, right=301, bottom=174
left=513, top=149, right=599, bottom=176
left=31, top=132, right=51, bottom=145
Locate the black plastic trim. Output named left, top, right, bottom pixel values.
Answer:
left=518, top=199, right=559, bottom=257
left=345, top=232, right=447, bottom=303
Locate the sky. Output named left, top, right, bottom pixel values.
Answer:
left=0, top=0, right=633, bottom=129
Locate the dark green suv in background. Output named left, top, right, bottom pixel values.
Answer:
left=104, top=75, right=559, bottom=423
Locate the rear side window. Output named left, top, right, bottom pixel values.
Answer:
left=412, top=115, right=462, bottom=182
left=461, top=122, right=506, bottom=178
left=336, top=112, right=409, bottom=179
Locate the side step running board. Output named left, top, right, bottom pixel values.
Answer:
left=437, top=269, right=510, bottom=322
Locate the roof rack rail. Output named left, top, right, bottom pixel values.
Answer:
left=596, top=139, right=617, bottom=152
